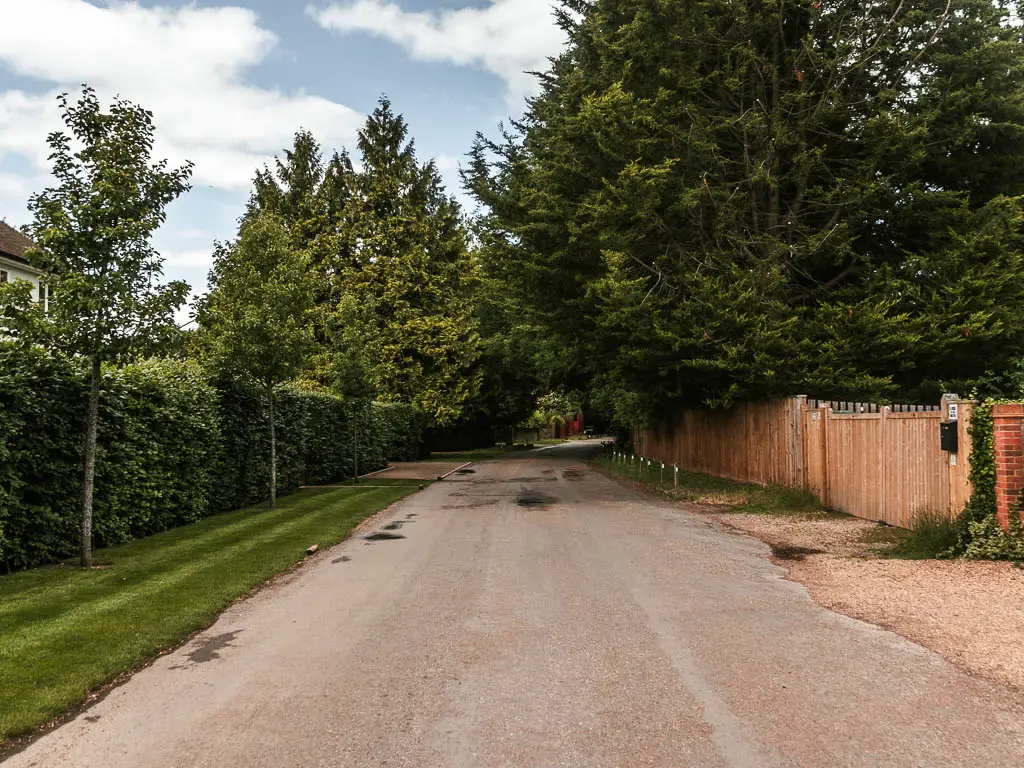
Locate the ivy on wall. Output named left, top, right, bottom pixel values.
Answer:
left=950, top=400, right=1024, bottom=559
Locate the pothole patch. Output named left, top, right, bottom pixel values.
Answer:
left=444, top=499, right=500, bottom=510
left=186, top=631, right=242, bottom=664
left=364, top=532, right=407, bottom=542
left=516, top=489, right=559, bottom=508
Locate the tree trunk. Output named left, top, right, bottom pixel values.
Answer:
left=268, top=383, right=277, bottom=510
left=353, top=404, right=360, bottom=486
left=80, top=356, right=101, bottom=568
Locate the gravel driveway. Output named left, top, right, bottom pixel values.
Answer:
left=709, top=511, right=1024, bottom=693
left=7, top=442, right=1024, bottom=767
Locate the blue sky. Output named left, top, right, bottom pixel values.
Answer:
left=0, top=0, right=566, bottom=318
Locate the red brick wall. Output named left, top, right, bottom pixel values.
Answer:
left=992, top=404, right=1024, bottom=529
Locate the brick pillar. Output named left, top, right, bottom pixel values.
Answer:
left=992, top=404, right=1024, bottom=529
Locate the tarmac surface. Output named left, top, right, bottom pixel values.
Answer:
left=7, top=441, right=1024, bottom=767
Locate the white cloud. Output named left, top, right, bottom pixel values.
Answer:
left=433, top=153, right=461, bottom=172
left=164, top=248, right=216, bottom=270
left=0, top=0, right=363, bottom=191
left=309, top=0, right=567, bottom=103
left=177, top=227, right=214, bottom=242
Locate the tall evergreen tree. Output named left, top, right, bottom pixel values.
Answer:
left=247, top=130, right=356, bottom=310
left=339, top=100, right=480, bottom=426
left=247, top=103, right=481, bottom=425
left=467, top=0, right=1024, bottom=424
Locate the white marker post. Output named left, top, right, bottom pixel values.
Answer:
left=674, top=464, right=679, bottom=489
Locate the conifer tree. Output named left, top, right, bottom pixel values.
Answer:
left=246, top=103, right=481, bottom=425
left=340, top=100, right=480, bottom=425
left=467, top=0, right=1024, bottom=424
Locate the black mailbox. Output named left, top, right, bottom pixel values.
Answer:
left=940, top=421, right=959, bottom=453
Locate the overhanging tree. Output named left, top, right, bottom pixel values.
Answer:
left=26, top=88, right=191, bottom=567
left=467, top=0, right=1024, bottom=424
left=198, top=214, right=315, bottom=508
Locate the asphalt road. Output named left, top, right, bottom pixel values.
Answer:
left=8, top=441, right=1024, bottom=767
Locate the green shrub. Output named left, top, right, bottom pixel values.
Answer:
left=0, top=346, right=425, bottom=572
left=0, top=346, right=84, bottom=571
left=373, top=402, right=427, bottom=464
left=946, top=399, right=1024, bottom=559
left=888, top=512, right=960, bottom=560
left=92, top=360, right=223, bottom=546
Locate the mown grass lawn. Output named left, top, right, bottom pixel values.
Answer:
left=0, top=483, right=420, bottom=745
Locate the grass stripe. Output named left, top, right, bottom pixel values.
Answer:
left=0, top=489, right=388, bottom=655
left=0, top=487, right=376, bottom=622
left=0, top=484, right=415, bottom=743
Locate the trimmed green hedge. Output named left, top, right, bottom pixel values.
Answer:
left=0, top=348, right=424, bottom=572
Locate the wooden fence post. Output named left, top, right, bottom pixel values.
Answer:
left=880, top=405, right=890, bottom=524
left=793, top=396, right=807, bottom=490
left=947, top=400, right=974, bottom=516
left=821, top=404, right=832, bottom=509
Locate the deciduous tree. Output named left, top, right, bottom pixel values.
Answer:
left=27, top=88, right=191, bottom=567
left=199, top=214, right=315, bottom=508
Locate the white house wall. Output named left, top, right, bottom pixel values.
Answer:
left=1, top=260, right=41, bottom=286
left=0, top=255, right=45, bottom=307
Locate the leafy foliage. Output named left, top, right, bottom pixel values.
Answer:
left=200, top=215, right=316, bottom=391
left=522, top=391, right=583, bottom=430
left=245, top=103, right=481, bottom=425
left=466, top=0, right=1024, bottom=425
left=0, top=346, right=424, bottom=573
left=26, top=88, right=193, bottom=363
left=948, top=400, right=1024, bottom=559
left=198, top=214, right=317, bottom=507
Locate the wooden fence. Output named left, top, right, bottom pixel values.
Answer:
left=635, top=396, right=972, bottom=527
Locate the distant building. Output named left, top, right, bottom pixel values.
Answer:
left=0, top=220, right=48, bottom=310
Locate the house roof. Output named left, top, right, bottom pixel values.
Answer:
left=0, top=220, right=37, bottom=267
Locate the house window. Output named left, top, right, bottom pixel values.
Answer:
left=39, top=283, right=46, bottom=302
left=0, top=270, right=7, bottom=283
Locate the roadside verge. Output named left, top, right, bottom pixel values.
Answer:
left=592, top=456, right=1024, bottom=693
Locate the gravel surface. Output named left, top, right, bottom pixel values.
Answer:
left=8, top=443, right=1024, bottom=767
left=709, top=511, right=1024, bottom=693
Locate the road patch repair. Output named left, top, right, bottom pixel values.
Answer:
left=515, top=487, right=559, bottom=508
left=363, top=532, right=406, bottom=542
